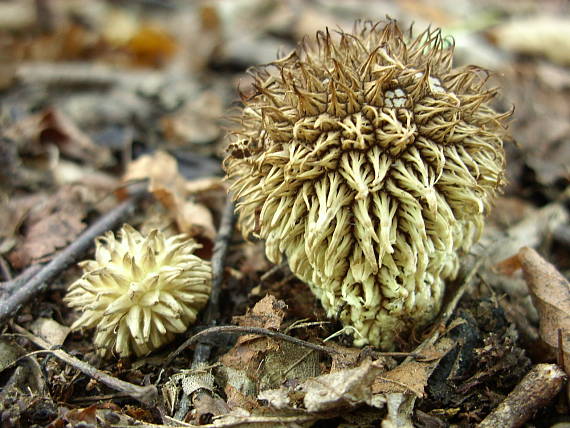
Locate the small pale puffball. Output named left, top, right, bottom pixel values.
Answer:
left=64, top=224, right=212, bottom=357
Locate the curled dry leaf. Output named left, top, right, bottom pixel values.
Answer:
left=8, top=186, right=86, bottom=268
left=498, top=247, right=570, bottom=372
left=259, top=359, right=386, bottom=412
left=30, top=318, right=71, bottom=348
left=220, top=295, right=287, bottom=375
left=4, top=108, right=113, bottom=167
left=122, top=150, right=218, bottom=241
left=372, top=337, right=455, bottom=398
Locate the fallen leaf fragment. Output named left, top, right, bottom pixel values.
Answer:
left=122, top=150, right=185, bottom=207
left=30, top=318, right=71, bottom=348
left=233, top=294, right=287, bottom=331
left=8, top=186, right=86, bottom=268
left=499, top=247, right=570, bottom=373
left=0, top=193, right=45, bottom=254
left=0, top=338, right=26, bottom=372
left=220, top=295, right=287, bottom=377
left=39, top=109, right=113, bottom=166
left=61, top=405, right=98, bottom=425
left=122, top=150, right=217, bottom=240
left=161, top=91, right=223, bottom=145
left=372, top=338, right=455, bottom=398
left=259, top=359, right=386, bottom=412
left=4, top=108, right=113, bottom=167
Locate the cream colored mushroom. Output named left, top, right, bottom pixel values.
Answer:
left=224, top=20, right=508, bottom=349
left=64, top=224, right=212, bottom=357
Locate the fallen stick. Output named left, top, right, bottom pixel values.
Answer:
left=0, top=264, right=43, bottom=295
left=190, top=199, right=236, bottom=367
left=0, top=186, right=147, bottom=325
left=13, top=324, right=157, bottom=406
left=478, top=363, right=566, bottom=428
left=165, top=199, right=235, bottom=421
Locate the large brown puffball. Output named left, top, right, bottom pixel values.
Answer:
left=224, top=20, right=508, bottom=349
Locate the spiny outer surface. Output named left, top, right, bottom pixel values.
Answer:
left=224, top=20, right=508, bottom=349
left=64, top=224, right=212, bottom=357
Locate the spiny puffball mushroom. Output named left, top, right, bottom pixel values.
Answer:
left=224, top=20, right=508, bottom=349
left=64, top=224, right=212, bottom=357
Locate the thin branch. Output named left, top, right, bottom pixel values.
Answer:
left=479, top=364, right=566, bottom=428
left=16, top=62, right=166, bottom=89
left=190, top=199, right=235, bottom=368
left=0, top=186, right=147, bottom=326
left=168, top=325, right=342, bottom=366
left=12, top=324, right=158, bottom=406
left=0, top=264, right=43, bottom=295
left=112, top=413, right=319, bottom=428
left=0, top=254, right=12, bottom=281
left=202, top=199, right=236, bottom=326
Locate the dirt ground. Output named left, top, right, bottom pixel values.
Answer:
left=0, top=1, right=569, bottom=427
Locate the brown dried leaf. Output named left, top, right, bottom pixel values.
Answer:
left=233, top=294, right=287, bottom=330
left=161, top=91, right=223, bottom=146
left=224, top=384, right=259, bottom=412
left=372, top=338, right=455, bottom=398
left=63, top=405, right=98, bottom=425
left=259, top=359, right=386, bottom=412
left=179, top=200, right=216, bottom=242
left=221, top=295, right=287, bottom=372
left=38, top=109, right=113, bottom=167
left=328, top=342, right=365, bottom=372
left=30, top=318, right=71, bottom=348
left=123, top=150, right=184, bottom=207
left=122, top=150, right=216, bottom=240
left=504, top=247, right=570, bottom=372
left=0, top=338, right=26, bottom=372
left=3, top=108, right=113, bottom=168
left=0, top=193, right=45, bottom=254
left=494, top=252, right=523, bottom=276
left=8, top=186, right=86, bottom=268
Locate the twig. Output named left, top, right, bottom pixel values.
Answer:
left=259, top=263, right=288, bottom=281
left=0, top=264, right=43, bottom=295
left=166, top=199, right=235, bottom=421
left=0, top=187, right=147, bottom=326
left=12, top=324, right=158, bottom=406
left=478, top=364, right=566, bottom=428
left=0, top=254, right=12, bottom=281
left=112, top=413, right=319, bottom=428
left=202, top=200, right=236, bottom=327
left=190, top=199, right=235, bottom=367
left=168, top=325, right=341, bottom=365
